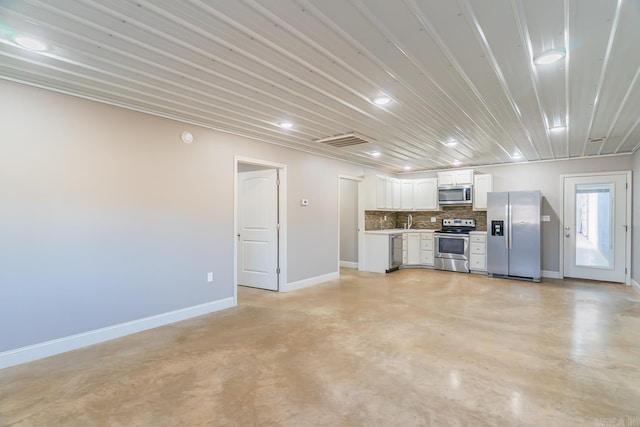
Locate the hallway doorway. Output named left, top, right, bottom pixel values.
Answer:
left=338, top=175, right=363, bottom=271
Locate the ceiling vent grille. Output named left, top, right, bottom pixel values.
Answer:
left=314, top=132, right=375, bottom=148
left=588, top=136, right=606, bottom=144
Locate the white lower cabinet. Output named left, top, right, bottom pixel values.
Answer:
left=402, top=231, right=434, bottom=267
left=420, top=232, right=434, bottom=266
left=404, top=233, right=421, bottom=265
left=469, top=232, right=487, bottom=273
left=402, top=234, right=408, bottom=265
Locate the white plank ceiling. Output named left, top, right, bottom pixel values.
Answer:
left=1, top=0, right=639, bottom=172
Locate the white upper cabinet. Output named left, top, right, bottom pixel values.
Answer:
left=473, top=174, right=493, bottom=211
left=365, top=175, right=438, bottom=211
left=400, top=179, right=414, bottom=210
left=384, top=177, right=393, bottom=209
left=392, top=178, right=401, bottom=210
left=437, top=169, right=473, bottom=186
left=413, top=178, right=438, bottom=210
left=376, top=175, right=385, bottom=208
left=364, top=174, right=386, bottom=210
left=437, top=171, right=455, bottom=186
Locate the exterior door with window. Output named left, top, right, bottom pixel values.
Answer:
left=562, top=174, right=628, bottom=283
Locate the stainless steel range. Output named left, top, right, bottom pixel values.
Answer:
left=434, top=219, right=476, bottom=273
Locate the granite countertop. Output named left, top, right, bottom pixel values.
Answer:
left=365, top=229, right=436, bottom=235
left=366, top=229, right=487, bottom=235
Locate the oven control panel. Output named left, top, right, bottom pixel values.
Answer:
left=442, top=219, right=475, bottom=227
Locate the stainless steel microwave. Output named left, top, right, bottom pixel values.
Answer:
left=438, top=185, right=473, bottom=205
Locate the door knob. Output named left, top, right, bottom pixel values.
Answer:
left=564, top=226, right=570, bottom=230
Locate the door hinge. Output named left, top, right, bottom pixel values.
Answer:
left=277, top=267, right=281, bottom=274
left=625, top=267, right=627, bottom=275
left=276, top=179, right=280, bottom=186
left=276, top=223, right=280, bottom=230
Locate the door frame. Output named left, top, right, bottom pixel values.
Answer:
left=559, top=171, right=632, bottom=285
left=337, top=175, right=364, bottom=272
left=234, top=156, right=287, bottom=297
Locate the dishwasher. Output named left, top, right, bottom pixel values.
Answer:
left=388, top=233, right=403, bottom=272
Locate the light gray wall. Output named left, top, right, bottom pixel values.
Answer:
left=633, top=149, right=640, bottom=284
left=0, top=80, right=367, bottom=353
left=404, top=156, right=633, bottom=272
left=340, top=179, right=358, bottom=264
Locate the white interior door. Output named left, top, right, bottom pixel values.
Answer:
left=238, top=169, right=278, bottom=290
left=563, top=174, right=628, bottom=283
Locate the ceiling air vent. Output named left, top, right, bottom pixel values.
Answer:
left=588, top=136, right=606, bottom=144
left=314, top=132, right=375, bottom=148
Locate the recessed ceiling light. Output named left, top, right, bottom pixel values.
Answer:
left=403, top=166, right=412, bottom=171
left=443, top=139, right=458, bottom=147
left=278, top=121, right=293, bottom=129
left=452, top=160, right=462, bottom=166
left=549, top=125, right=566, bottom=133
left=534, top=49, right=565, bottom=65
left=370, top=151, right=381, bottom=157
left=373, top=95, right=391, bottom=106
left=13, top=36, right=48, bottom=51
left=512, top=152, right=522, bottom=159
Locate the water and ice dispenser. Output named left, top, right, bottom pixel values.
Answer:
left=491, top=220, right=504, bottom=236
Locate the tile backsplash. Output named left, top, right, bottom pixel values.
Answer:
left=365, top=206, right=487, bottom=231
left=365, top=211, right=398, bottom=230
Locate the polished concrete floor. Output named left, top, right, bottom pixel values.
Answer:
left=1, top=269, right=639, bottom=426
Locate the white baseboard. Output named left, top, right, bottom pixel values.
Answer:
left=542, top=270, right=561, bottom=279
left=340, top=261, right=358, bottom=269
left=632, top=278, right=640, bottom=294
left=283, top=272, right=339, bottom=292
left=0, top=297, right=236, bottom=370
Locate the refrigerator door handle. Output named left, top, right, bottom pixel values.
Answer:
left=504, top=204, right=509, bottom=249
left=508, top=205, right=513, bottom=249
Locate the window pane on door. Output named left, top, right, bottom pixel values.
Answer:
left=574, top=184, right=613, bottom=269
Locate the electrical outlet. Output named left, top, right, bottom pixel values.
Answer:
left=431, top=217, right=437, bottom=223
left=383, top=215, right=387, bottom=221
left=541, top=215, right=551, bottom=222
left=207, top=272, right=213, bottom=282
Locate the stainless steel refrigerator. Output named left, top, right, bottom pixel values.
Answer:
left=487, top=191, right=541, bottom=282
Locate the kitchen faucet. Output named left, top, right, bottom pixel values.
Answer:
left=407, top=214, right=413, bottom=229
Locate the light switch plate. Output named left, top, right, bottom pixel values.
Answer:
left=431, top=217, right=437, bottom=222
left=541, top=215, right=551, bottom=222
left=207, top=272, right=213, bottom=282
